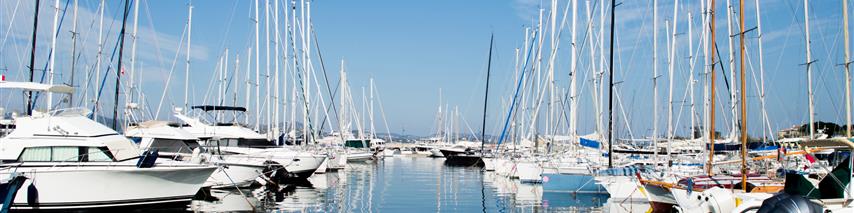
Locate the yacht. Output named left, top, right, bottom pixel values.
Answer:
left=174, top=106, right=325, bottom=180
left=125, top=120, right=267, bottom=188
left=0, top=108, right=216, bottom=209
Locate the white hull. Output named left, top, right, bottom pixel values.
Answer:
left=429, top=149, right=444, bottom=157
left=346, top=152, right=374, bottom=162
left=2, top=163, right=215, bottom=209
left=482, top=158, right=495, bottom=171
left=218, top=147, right=325, bottom=178
left=205, top=163, right=264, bottom=188
left=596, top=176, right=645, bottom=201
left=516, top=161, right=543, bottom=183
left=314, top=158, right=328, bottom=174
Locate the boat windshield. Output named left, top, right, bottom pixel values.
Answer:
left=149, top=139, right=201, bottom=154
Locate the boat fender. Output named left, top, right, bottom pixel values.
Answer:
left=757, top=193, right=822, bottom=213
left=25, top=182, right=37, bottom=207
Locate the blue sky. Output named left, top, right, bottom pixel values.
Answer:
left=0, top=0, right=851, bottom=139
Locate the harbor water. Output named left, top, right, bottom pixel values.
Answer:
left=189, top=156, right=647, bottom=212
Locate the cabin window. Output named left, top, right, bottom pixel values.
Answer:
left=20, top=147, right=52, bottom=162
left=51, top=147, right=80, bottom=162
left=18, top=146, right=115, bottom=162
left=86, top=147, right=114, bottom=162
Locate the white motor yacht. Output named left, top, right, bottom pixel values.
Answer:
left=174, top=109, right=325, bottom=180
left=126, top=120, right=266, bottom=188
left=0, top=109, right=216, bottom=209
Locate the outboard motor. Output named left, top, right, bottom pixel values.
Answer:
left=757, top=193, right=822, bottom=213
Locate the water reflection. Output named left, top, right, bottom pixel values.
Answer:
left=192, top=156, right=626, bottom=212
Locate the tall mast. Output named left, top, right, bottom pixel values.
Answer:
left=127, top=0, right=139, bottom=128
left=69, top=0, right=79, bottom=108
left=667, top=0, right=680, bottom=164
left=47, top=0, right=59, bottom=112
left=370, top=77, right=375, bottom=138
left=26, top=0, right=40, bottom=115
left=245, top=48, right=252, bottom=124
left=254, top=0, right=261, bottom=131
left=755, top=0, right=770, bottom=142
left=708, top=0, right=718, bottom=176
left=113, top=0, right=130, bottom=130
left=727, top=0, right=737, bottom=142
left=482, top=34, right=494, bottom=152
left=265, top=0, right=271, bottom=134
left=94, top=0, right=104, bottom=119
left=274, top=0, right=280, bottom=141
left=547, top=0, right=556, bottom=141
left=738, top=0, right=747, bottom=191
left=607, top=0, right=616, bottom=168
left=844, top=0, right=852, bottom=138
left=304, top=0, right=312, bottom=143
left=652, top=0, right=659, bottom=165
left=289, top=0, right=297, bottom=141
left=804, top=0, right=814, bottom=139
left=570, top=0, right=578, bottom=141
left=184, top=4, right=193, bottom=114
left=689, top=12, right=696, bottom=139
left=586, top=0, right=598, bottom=139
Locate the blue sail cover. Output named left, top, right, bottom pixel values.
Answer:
left=580, top=138, right=600, bottom=149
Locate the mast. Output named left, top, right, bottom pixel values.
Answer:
left=727, top=0, right=737, bottom=142
left=607, top=0, right=616, bottom=168
left=844, top=0, right=852, bottom=138
left=804, top=0, right=814, bottom=139
left=570, top=0, right=578, bottom=141
left=245, top=48, right=252, bottom=124
left=652, top=0, right=659, bottom=165
left=738, top=0, right=747, bottom=191
left=370, top=77, right=375, bottom=138
left=94, top=0, right=104, bottom=119
left=755, top=0, right=770, bottom=142
left=113, top=0, right=130, bottom=130
left=274, top=0, right=280, bottom=141
left=708, top=0, right=718, bottom=176
left=482, top=34, right=494, bottom=152
left=69, top=0, right=79, bottom=108
left=689, top=12, right=696, bottom=140
left=547, top=0, right=556, bottom=142
left=265, top=0, right=271, bottom=134
left=47, top=0, right=59, bottom=112
left=127, top=0, right=139, bottom=127
left=254, top=0, right=261, bottom=131
left=184, top=4, right=193, bottom=114
left=667, top=0, right=679, bottom=164
left=26, top=0, right=40, bottom=115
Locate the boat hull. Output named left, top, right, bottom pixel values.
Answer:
left=542, top=173, right=607, bottom=194
left=1, top=165, right=215, bottom=210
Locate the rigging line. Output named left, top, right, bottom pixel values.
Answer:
left=311, top=26, right=341, bottom=136
left=0, top=0, right=22, bottom=55
left=497, top=30, right=539, bottom=147
left=90, top=13, right=128, bottom=119
left=31, top=0, right=72, bottom=108
left=153, top=20, right=188, bottom=120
